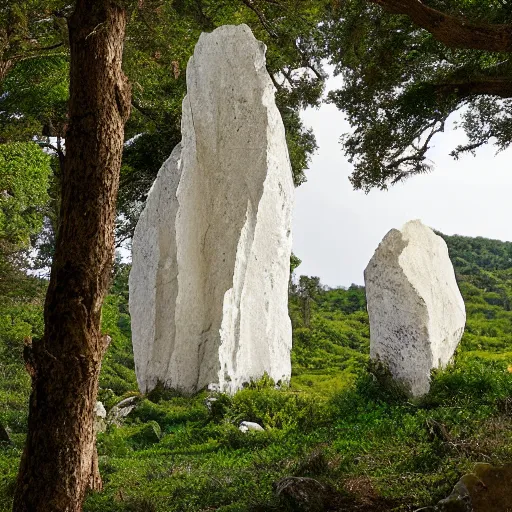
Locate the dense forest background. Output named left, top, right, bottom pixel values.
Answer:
left=1, top=232, right=512, bottom=511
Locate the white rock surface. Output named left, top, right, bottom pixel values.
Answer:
left=364, top=220, right=466, bottom=396
left=94, top=401, right=107, bottom=433
left=239, top=421, right=265, bottom=433
left=129, top=145, right=182, bottom=394
left=107, top=396, right=139, bottom=427
left=95, top=401, right=106, bottom=419
left=130, top=24, right=294, bottom=395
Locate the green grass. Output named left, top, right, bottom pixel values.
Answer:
left=78, top=359, right=512, bottom=511
left=2, top=236, right=512, bottom=510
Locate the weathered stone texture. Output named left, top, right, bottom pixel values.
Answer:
left=130, top=24, right=294, bottom=394
left=415, top=463, right=512, bottom=512
left=364, top=220, right=466, bottom=396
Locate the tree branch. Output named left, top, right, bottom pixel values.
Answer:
left=8, top=42, right=65, bottom=63
left=434, top=77, right=512, bottom=100
left=114, top=231, right=132, bottom=249
left=267, top=68, right=281, bottom=90
left=451, top=138, right=490, bottom=159
left=37, top=141, right=64, bottom=158
left=240, top=0, right=277, bottom=37
left=369, top=0, right=512, bottom=52
left=56, top=136, right=65, bottom=174
left=293, top=41, right=325, bottom=80
left=27, top=42, right=64, bottom=54
left=131, top=99, right=157, bottom=121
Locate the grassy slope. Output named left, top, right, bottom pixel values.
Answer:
left=1, top=234, right=512, bottom=511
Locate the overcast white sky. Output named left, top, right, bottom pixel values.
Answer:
left=293, top=72, right=512, bottom=288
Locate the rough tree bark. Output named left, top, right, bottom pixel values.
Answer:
left=370, top=0, right=512, bottom=53
left=13, top=0, right=131, bottom=510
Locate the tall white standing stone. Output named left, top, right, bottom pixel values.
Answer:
left=364, top=220, right=466, bottom=396
left=129, top=24, right=294, bottom=395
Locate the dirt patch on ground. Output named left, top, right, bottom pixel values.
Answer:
left=338, top=475, right=400, bottom=511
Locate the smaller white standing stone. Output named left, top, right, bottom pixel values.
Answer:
left=364, top=220, right=466, bottom=396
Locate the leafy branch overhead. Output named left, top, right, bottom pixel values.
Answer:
left=5, top=0, right=512, bottom=249
left=0, top=1, right=68, bottom=83
left=0, top=0, right=328, bottom=250
left=323, top=0, right=512, bottom=191
left=370, top=0, right=512, bottom=53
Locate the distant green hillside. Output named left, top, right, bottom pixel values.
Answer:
left=1, top=233, right=512, bottom=511
left=440, top=233, right=512, bottom=364
left=289, top=279, right=368, bottom=396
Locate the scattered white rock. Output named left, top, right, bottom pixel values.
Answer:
left=364, top=220, right=466, bottom=396
left=95, top=401, right=106, bottom=419
left=205, top=397, right=218, bottom=413
left=107, top=396, right=138, bottom=426
left=130, top=24, right=294, bottom=395
left=94, top=401, right=107, bottom=433
left=239, top=421, right=265, bottom=433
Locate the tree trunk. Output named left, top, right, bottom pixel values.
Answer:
left=13, top=1, right=131, bottom=510
left=0, top=60, right=12, bottom=84
left=370, top=0, right=512, bottom=52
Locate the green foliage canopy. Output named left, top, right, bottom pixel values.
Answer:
left=0, top=142, right=51, bottom=249
left=0, top=142, right=51, bottom=298
left=0, top=1, right=330, bottom=249
left=323, top=0, right=512, bottom=191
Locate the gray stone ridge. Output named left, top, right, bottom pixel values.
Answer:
left=364, top=220, right=466, bottom=396
left=129, top=24, right=294, bottom=395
